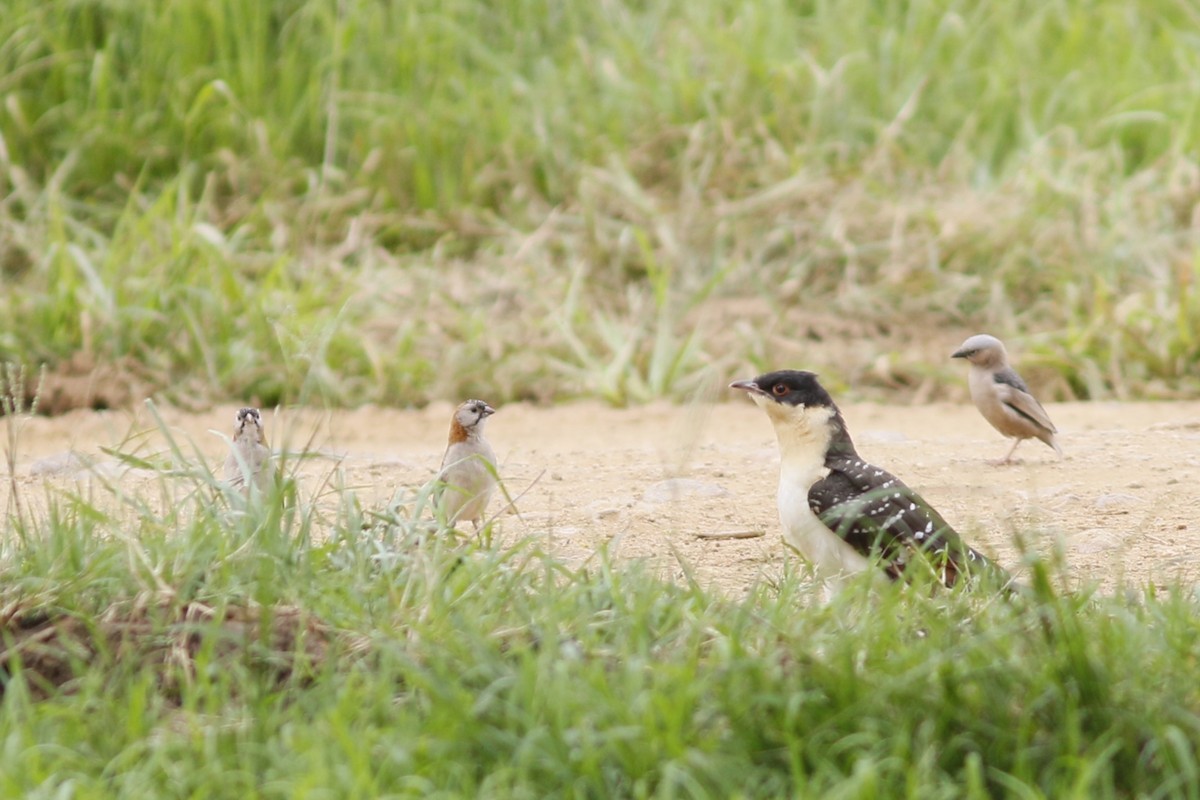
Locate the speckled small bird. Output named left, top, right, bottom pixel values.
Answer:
left=223, top=407, right=273, bottom=492
left=436, top=399, right=498, bottom=530
left=731, top=370, right=1011, bottom=594
left=952, top=334, right=1062, bottom=464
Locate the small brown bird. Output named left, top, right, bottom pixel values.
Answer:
left=731, top=370, right=1011, bottom=594
left=436, top=399, right=498, bottom=530
left=951, top=334, right=1062, bottom=464
left=223, top=407, right=273, bottom=492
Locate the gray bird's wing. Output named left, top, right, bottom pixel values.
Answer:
left=808, top=457, right=1003, bottom=586
left=993, top=368, right=1057, bottom=433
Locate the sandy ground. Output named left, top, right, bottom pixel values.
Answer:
left=5, top=397, right=1200, bottom=596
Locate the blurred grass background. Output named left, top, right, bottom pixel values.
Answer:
left=2, top=0, right=1199, bottom=410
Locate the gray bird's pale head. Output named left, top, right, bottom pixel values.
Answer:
left=951, top=334, right=1008, bottom=368
left=232, top=407, right=265, bottom=442
left=449, top=399, right=495, bottom=442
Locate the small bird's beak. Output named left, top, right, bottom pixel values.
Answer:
left=482, top=403, right=496, bottom=417
left=950, top=348, right=969, bottom=360
left=729, top=379, right=766, bottom=397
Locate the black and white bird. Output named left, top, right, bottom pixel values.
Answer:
left=731, top=370, right=1011, bottom=592
left=223, top=407, right=273, bottom=493
left=436, top=399, right=498, bottom=530
left=951, top=334, right=1062, bottom=465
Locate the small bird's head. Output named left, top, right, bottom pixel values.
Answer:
left=951, top=334, right=1008, bottom=368
left=232, top=407, right=265, bottom=444
left=730, top=370, right=855, bottom=458
left=449, top=399, right=495, bottom=442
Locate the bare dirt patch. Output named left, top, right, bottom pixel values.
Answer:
left=0, top=600, right=333, bottom=701
left=6, top=398, right=1200, bottom=596
left=19, top=354, right=158, bottom=415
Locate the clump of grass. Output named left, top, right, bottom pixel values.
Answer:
left=0, top=417, right=1198, bottom=796
left=3, top=479, right=1200, bottom=795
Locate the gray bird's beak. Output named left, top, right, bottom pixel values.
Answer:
left=729, top=379, right=766, bottom=396
left=950, top=347, right=969, bottom=359
left=482, top=403, right=496, bottom=417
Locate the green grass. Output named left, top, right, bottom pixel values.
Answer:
left=2, top=0, right=1199, bottom=408
left=2, top=440, right=1200, bottom=798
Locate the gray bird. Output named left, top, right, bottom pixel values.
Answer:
left=730, top=370, right=1011, bottom=594
left=436, top=399, right=498, bottom=530
left=223, top=407, right=273, bottom=492
left=951, top=334, right=1062, bottom=464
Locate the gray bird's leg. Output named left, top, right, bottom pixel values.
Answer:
left=991, top=438, right=1022, bottom=466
